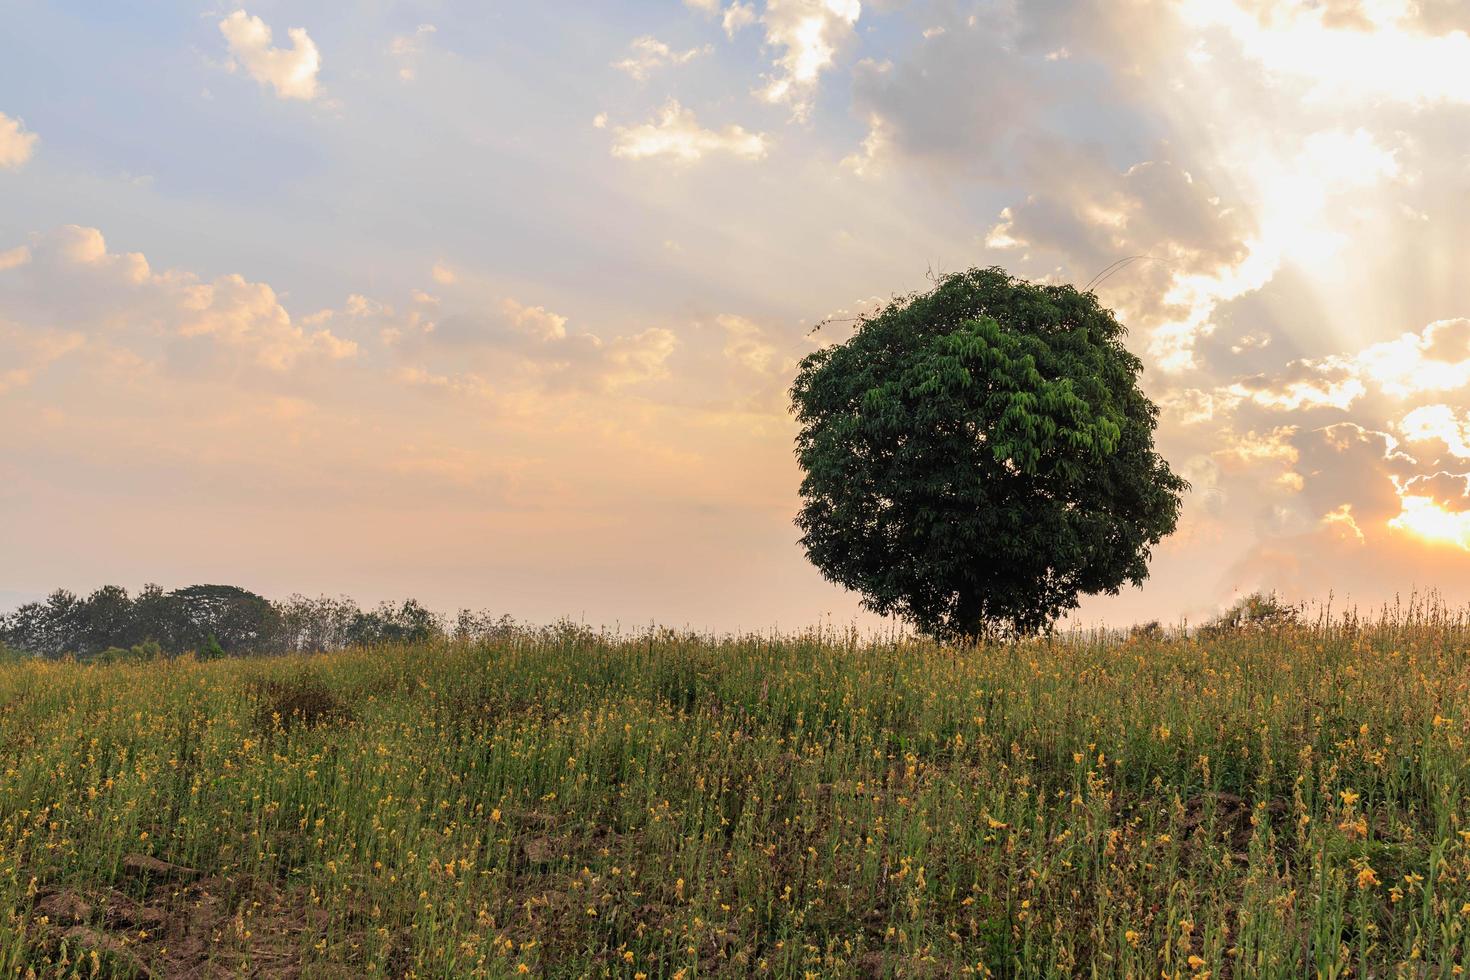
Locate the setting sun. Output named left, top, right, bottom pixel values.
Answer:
left=1390, top=494, right=1470, bottom=551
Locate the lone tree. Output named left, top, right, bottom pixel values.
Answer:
left=790, top=267, right=1187, bottom=640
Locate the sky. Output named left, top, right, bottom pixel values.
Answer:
left=2, top=0, right=1470, bottom=631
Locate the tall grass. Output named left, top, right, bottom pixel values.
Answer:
left=2, top=603, right=1470, bottom=976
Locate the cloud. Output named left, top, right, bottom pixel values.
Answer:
left=0, top=324, right=84, bottom=394
left=390, top=24, right=436, bottom=82
left=1180, top=0, right=1470, bottom=106
left=1214, top=426, right=1298, bottom=467
left=0, top=245, right=31, bottom=270
left=1400, top=404, right=1470, bottom=460
left=1357, top=319, right=1470, bottom=397
left=607, top=101, right=769, bottom=163
left=718, top=314, right=779, bottom=374
left=849, top=26, right=1041, bottom=174
left=724, top=4, right=759, bottom=37
left=612, top=36, right=712, bottom=81
left=685, top=0, right=760, bottom=38
left=178, top=274, right=358, bottom=370
left=1402, top=471, right=1470, bottom=512
left=503, top=299, right=568, bottom=342
left=219, top=10, right=322, bottom=101
left=388, top=295, right=677, bottom=395
left=0, top=226, right=356, bottom=374
left=756, top=0, right=863, bottom=118
left=1197, top=316, right=1470, bottom=421
left=982, top=152, right=1260, bottom=371
left=1226, top=357, right=1365, bottom=412
left=0, top=112, right=38, bottom=170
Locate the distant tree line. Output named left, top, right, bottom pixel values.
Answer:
left=0, top=584, right=523, bottom=660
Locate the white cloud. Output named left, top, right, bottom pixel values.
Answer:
left=178, top=274, right=358, bottom=370
left=724, top=3, right=758, bottom=37
left=0, top=112, right=37, bottom=170
left=1400, top=404, right=1470, bottom=459
left=219, top=10, right=322, bottom=101
left=683, top=0, right=757, bottom=37
left=841, top=111, right=892, bottom=177
left=757, top=0, right=863, bottom=119
left=1180, top=0, right=1470, bottom=106
left=503, top=299, right=568, bottom=341
left=612, top=36, right=712, bottom=81
left=0, top=226, right=356, bottom=372
left=1228, top=371, right=1366, bottom=412
left=607, top=101, right=769, bottom=163
left=1214, top=316, right=1470, bottom=419
left=1357, top=319, right=1470, bottom=397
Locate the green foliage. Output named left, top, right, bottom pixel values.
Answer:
left=198, top=633, right=227, bottom=662
left=0, top=585, right=465, bottom=659
left=345, top=598, right=442, bottom=647
left=167, top=584, right=279, bottom=654
left=791, top=267, right=1188, bottom=638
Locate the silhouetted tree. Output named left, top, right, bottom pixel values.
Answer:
left=346, top=599, right=443, bottom=646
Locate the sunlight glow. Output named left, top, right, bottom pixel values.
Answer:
left=1180, top=0, right=1470, bottom=106
left=1390, top=495, right=1470, bottom=551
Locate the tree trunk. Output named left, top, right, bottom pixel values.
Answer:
left=954, top=592, right=987, bottom=647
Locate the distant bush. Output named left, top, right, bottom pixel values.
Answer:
left=93, top=640, right=164, bottom=665
left=1199, top=591, right=1301, bottom=636
left=1128, top=620, right=1166, bottom=642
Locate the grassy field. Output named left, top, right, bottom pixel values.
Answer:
left=2, top=612, right=1470, bottom=978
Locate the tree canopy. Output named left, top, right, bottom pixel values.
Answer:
left=790, top=267, right=1187, bottom=639
left=0, top=586, right=478, bottom=659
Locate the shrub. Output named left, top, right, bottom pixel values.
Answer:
left=249, top=671, right=353, bottom=735
left=1200, top=591, right=1301, bottom=635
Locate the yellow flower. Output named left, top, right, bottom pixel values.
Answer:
left=1125, top=929, right=1141, bottom=947
left=516, top=966, right=530, bottom=975
left=1357, top=866, right=1380, bottom=890
left=1339, top=789, right=1360, bottom=807
left=1188, top=955, right=1206, bottom=969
